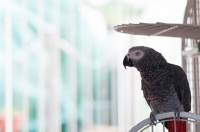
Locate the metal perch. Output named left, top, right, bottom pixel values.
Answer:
left=129, top=112, right=200, bottom=132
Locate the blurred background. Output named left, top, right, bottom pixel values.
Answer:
left=0, top=0, right=187, bottom=132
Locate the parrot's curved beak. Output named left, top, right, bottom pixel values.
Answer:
left=123, top=55, right=134, bottom=69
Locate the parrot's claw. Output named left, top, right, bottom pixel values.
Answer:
left=150, top=111, right=157, bottom=125
left=174, top=109, right=180, bottom=121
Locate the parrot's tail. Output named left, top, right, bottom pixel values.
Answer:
left=164, top=118, right=187, bottom=132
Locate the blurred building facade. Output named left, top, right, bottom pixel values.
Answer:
left=0, top=0, right=142, bottom=132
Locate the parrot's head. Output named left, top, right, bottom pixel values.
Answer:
left=123, top=46, right=166, bottom=71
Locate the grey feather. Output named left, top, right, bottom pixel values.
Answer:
left=123, top=46, right=191, bottom=114
left=167, top=64, right=191, bottom=112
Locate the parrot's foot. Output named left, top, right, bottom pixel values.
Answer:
left=174, top=109, right=180, bottom=121
left=150, top=111, right=157, bottom=125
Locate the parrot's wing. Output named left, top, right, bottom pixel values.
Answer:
left=141, top=80, right=151, bottom=108
left=168, top=63, right=191, bottom=112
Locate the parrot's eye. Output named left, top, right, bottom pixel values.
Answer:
left=136, top=52, right=140, bottom=55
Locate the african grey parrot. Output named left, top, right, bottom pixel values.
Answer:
left=123, top=46, right=191, bottom=129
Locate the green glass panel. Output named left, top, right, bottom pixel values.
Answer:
left=0, top=9, right=5, bottom=48
left=44, top=0, right=54, bottom=23
left=12, top=62, right=23, bottom=111
left=28, top=53, right=39, bottom=132
left=0, top=59, right=5, bottom=111
left=0, top=9, right=5, bottom=111
left=27, top=19, right=38, bottom=44
left=12, top=0, right=22, bottom=5
left=12, top=12, right=22, bottom=48
left=28, top=0, right=38, bottom=13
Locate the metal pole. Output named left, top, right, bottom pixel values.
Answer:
left=22, top=0, right=29, bottom=131
left=163, top=122, right=165, bottom=132
left=5, top=0, right=13, bottom=131
left=84, top=35, right=93, bottom=129
left=116, top=0, right=126, bottom=131
left=45, top=0, right=61, bottom=131
left=69, top=0, right=77, bottom=131
left=54, top=0, right=61, bottom=131
left=195, top=57, right=199, bottom=115
left=38, top=0, right=46, bottom=131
